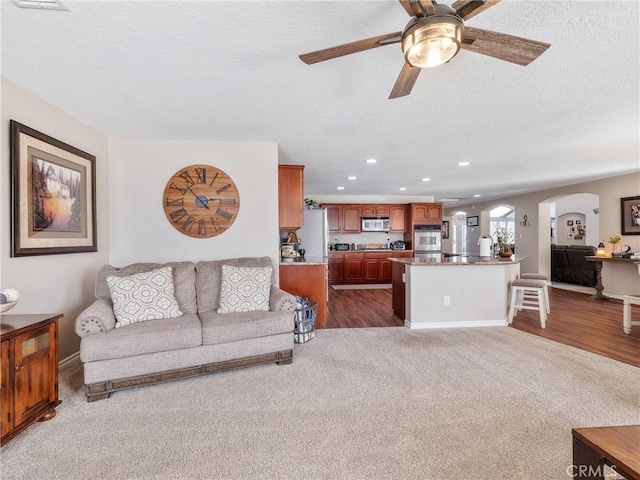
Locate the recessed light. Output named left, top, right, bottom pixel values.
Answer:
left=422, top=177, right=431, bottom=182
left=348, top=176, right=356, bottom=180
left=337, top=186, right=345, bottom=190
left=457, top=161, right=470, bottom=166
left=399, top=187, right=407, bottom=191
left=365, top=159, right=377, bottom=164
left=12, top=0, right=67, bottom=10
left=474, top=194, right=482, bottom=198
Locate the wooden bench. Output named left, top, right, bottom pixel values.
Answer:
left=572, top=425, right=640, bottom=479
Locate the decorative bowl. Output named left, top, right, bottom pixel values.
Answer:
left=0, top=300, right=18, bottom=313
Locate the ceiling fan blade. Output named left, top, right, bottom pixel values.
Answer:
left=452, top=0, right=501, bottom=20
left=299, top=32, right=402, bottom=65
left=461, top=27, right=550, bottom=66
left=399, top=0, right=436, bottom=16
left=389, top=62, right=422, bottom=99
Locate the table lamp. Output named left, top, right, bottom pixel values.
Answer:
left=597, top=241, right=606, bottom=256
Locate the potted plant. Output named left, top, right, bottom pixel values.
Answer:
left=494, top=226, right=514, bottom=257
left=608, top=233, right=622, bottom=254
left=304, top=198, right=319, bottom=209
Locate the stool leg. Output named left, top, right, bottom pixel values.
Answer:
left=543, top=282, right=550, bottom=314
left=539, top=287, right=546, bottom=328
left=623, top=298, right=631, bottom=334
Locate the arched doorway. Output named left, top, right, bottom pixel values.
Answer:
left=538, top=193, right=600, bottom=279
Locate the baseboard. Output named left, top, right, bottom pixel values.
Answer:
left=332, top=284, right=392, bottom=290
left=405, top=319, right=508, bottom=329
left=59, top=352, right=80, bottom=367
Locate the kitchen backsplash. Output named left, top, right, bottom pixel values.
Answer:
left=332, top=232, right=404, bottom=247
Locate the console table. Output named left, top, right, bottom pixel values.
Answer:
left=585, top=256, right=640, bottom=300
left=572, top=425, right=640, bottom=480
left=1, top=313, right=62, bottom=445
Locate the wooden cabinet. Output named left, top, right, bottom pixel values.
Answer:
left=389, top=205, right=406, bottom=232
left=278, top=165, right=304, bottom=230
left=341, top=205, right=362, bottom=233
left=365, top=258, right=380, bottom=281
left=343, top=252, right=365, bottom=281
left=1, top=314, right=62, bottom=446
left=328, top=253, right=344, bottom=281
left=279, top=264, right=328, bottom=328
left=325, top=205, right=342, bottom=233
left=361, top=205, right=389, bottom=216
left=409, top=203, right=442, bottom=225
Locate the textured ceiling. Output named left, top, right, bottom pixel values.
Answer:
left=2, top=0, right=639, bottom=206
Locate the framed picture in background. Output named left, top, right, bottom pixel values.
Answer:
left=442, top=221, right=450, bottom=239
left=467, top=216, right=479, bottom=227
left=621, top=196, right=640, bottom=235
left=10, top=120, right=97, bottom=256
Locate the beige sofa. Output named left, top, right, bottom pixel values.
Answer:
left=75, top=257, right=296, bottom=402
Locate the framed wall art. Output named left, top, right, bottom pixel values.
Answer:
left=621, top=195, right=640, bottom=235
left=10, top=120, right=97, bottom=256
left=442, top=220, right=450, bottom=239
left=467, top=216, right=479, bottom=227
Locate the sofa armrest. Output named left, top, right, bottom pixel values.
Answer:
left=75, top=298, right=117, bottom=337
left=270, top=286, right=297, bottom=312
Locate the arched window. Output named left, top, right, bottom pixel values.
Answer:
left=490, top=205, right=515, bottom=245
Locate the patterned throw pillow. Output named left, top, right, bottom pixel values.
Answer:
left=107, top=267, right=183, bottom=327
left=217, top=265, right=272, bottom=313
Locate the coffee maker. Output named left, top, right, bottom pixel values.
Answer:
left=478, top=235, right=493, bottom=257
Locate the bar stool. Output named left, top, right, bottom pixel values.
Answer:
left=508, top=278, right=547, bottom=328
left=622, top=295, right=640, bottom=334
left=520, top=273, right=550, bottom=314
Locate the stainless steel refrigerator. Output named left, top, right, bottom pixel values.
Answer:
left=297, top=208, right=329, bottom=258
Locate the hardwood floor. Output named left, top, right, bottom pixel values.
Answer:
left=325, top=285, right=640, bottom=368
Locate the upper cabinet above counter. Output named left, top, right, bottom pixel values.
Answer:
left=278, top=165, right=304, bottom=230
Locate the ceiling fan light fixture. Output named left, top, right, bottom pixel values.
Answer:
left=401, top=7, right=463, bottom=68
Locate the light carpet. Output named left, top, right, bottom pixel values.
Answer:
left=1, top=327, right=639, bottom=480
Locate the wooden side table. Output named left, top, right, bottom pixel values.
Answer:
left=572, top=425, right=640, bottom=480
left=1, top=313, right=63, bottom=446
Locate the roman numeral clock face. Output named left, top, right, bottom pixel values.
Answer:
left=163, top=164, right=240, bottom=238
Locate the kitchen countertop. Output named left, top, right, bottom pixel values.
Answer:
left=390, top=254, right=528, bottom=266
left=330, top=249, right=413, bottom=253
left=280, top=256, right=327, bottom=265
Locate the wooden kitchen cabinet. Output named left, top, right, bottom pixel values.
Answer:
left=392, top=262, right=406, bottom=321
left=1, top=314, right=62, bottom=446
left=361, top=205, right=389, bottom=216
left=389, top=205, right=406, bottom=232
left=279, top=264, right=328, bottom=328
left=409, top=203, right=442, bottom=225
left=341, top=205, right=362, bottom=233
left=343, top=252, right=365, bottom=281
left=278, top=165, right=304, bottom=230
left=328, top=253, right=344, bottom=281
left=325, top=205, right=342, bottom=233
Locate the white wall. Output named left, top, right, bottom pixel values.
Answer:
left=0, top=78, right=110, bottom=360
left=108, top=138, right=280, bottom=267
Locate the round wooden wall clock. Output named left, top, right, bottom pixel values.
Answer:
left=163, top=164, right=240, bottom=238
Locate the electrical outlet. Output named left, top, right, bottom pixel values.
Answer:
left=444, top=296, right=450, bottom=306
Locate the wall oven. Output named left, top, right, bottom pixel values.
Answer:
left=413, top=225, right=442, bottom=253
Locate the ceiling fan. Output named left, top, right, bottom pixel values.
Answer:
left=299, top=0, right=550, bottom=99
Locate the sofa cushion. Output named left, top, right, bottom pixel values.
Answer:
left=107, top=267, right=183, bottom=327
left=217, top=265, right=272, bottom=313
left=195, top=257, right=276, bottom=313
left=96, top=262, right=197, bottom=314
left=199, top=309, right=294, bottom=346
left=80, top=313, right=202, bottom=363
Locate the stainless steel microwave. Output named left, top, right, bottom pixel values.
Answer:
left=361, top=217, right=390, bottom=232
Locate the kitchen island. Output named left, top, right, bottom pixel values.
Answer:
left=390, top=254, right=528, bottom=329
